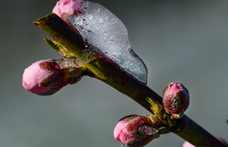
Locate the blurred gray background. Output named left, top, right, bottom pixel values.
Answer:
left=1, top=0, right=228, bottom=147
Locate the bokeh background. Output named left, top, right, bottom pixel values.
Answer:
left=1, top=0, right=228, bottom=147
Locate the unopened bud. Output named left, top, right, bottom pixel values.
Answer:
left=114, top=115, right=160, bottom=147
left=22, top=59, right=82, bottom=95
left=163, top=82, right=189, bottom=119
left=52, top=0, right=84, bottom=18
left=22, top=60, right=54, bottom=95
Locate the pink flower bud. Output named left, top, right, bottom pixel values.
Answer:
left=52, top=0, right=84, bottom=17
left=163, top=82, right=189, bottom=119
left=22, top=60, right=54, bottom=95
left=22, top=59, right=82, bottom=95
left=114, top=115, right=160, bottom=147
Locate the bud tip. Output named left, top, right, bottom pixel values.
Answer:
left=22, top=60, right=53, bottom=95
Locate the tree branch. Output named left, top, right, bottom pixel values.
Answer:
left=33, top=13, right=226, bottom=147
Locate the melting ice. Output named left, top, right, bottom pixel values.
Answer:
left=68, top=1, right=148, bottom=84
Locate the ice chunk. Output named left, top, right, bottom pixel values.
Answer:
left=68, top=1, right=148, bottom=84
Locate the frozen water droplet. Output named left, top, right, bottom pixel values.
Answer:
left=68, top=1, right=148, bottom=84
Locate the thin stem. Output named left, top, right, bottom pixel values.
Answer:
left=34, top=13, right=227, bottom=147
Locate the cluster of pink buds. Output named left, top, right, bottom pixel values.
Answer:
left=22, top=0, right=228, bottom=147
left=23, top=0, right=85, bottom=95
